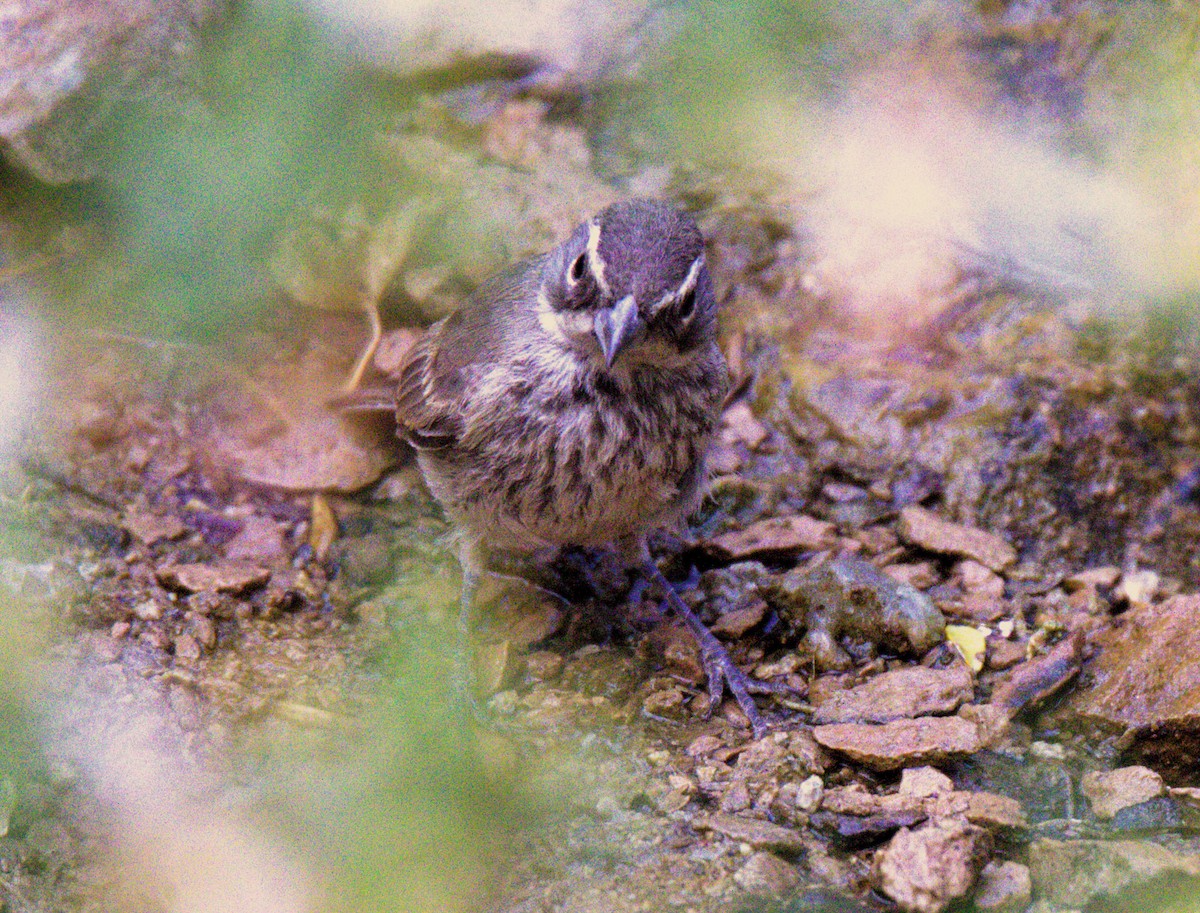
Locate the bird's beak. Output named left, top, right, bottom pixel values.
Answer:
left=593, top=294, right=641, bottom=368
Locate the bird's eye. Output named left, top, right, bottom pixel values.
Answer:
left=677, top=286, right=697, bottom=321
left=567, top=252, right=587, bottom=286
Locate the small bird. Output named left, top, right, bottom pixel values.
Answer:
left=394, top=198, right=772, bottom=735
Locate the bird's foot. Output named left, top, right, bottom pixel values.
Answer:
left=643, top=562, right=774, bottom=740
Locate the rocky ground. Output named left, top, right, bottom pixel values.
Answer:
left=4, top=2, right=1200, bottom=913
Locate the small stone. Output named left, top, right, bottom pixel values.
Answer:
left=796, top=775, right=824, bottom=812
left=643, top=687, right=686, bottom=719
left=899, top=767, right=954, bottom=798
left=489, top=690, right=518, bottom=715
left=771, top=557, right=946, bottom=671
left=1114, top=569, right=1159, bottom=608
left=1170, top=786, right=1200, bottom=810
left=694, top=812, right=806, bottom=853
left=857, top=525, right=900, bottom=556
left=224, top=514, right=287, bottom=562
left=821, top=787, right=926, bottom=818
left=122, top=511, right=187, bottom=546
left=985, top=636, right=1025, bottom=671
left=812, top=664, right=974, bottom=725
left=813, top=716, right=983, bottom=771
left=156, top=562, right=270, bottom=594
left=710, top=599, right=767, bottom=638
left=667, top=774, right=696, bottom=794
left=686, top=734, right=724, bottom=757
left=956, top=561, right=1004, bottom=598
left=1063, top=566, right=1120, bottom=592
left=189, top=613, right=217, bottom=649
left=875, top=818, right=992, bottom=913
left=929, top=791, right=1026, bottom=830
left=132, top=599, right=163, bottom=621
left=953, top=594, right=1006, bottom=624
left=174, top=633, right=202, bottom=661
left=973, top=861, right=1031, bottom=913
left=734, top=852, right=802, bottom=896
left=720, top=781, right=752, bottom=813
left=898, top=507, right=1016, bottom=572
left=991, top=631, right=1082, bottom=713
left=705, top=515, right=838, bottom=561
left=1081, top=766, right=1165, bottom=820
left=524, top=650, right=564, bottom=682
left=884, top=562, right=939, bottom=590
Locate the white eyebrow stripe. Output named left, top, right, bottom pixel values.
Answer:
left=648, top=255, right=706, bottom=316
left=678, top=255, right=704, bottom=297
left=586, top=221, right=611, bottom=296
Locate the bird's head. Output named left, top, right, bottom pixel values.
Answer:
left=535, top=199, right=716, bottom=370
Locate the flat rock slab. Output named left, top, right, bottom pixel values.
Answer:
left=1064, top=594, right=1200, bottom=779
left=1028, top=838, right=1200, bottom=909
left=822, top=786, right=1024, bottom=831
left=813, top=664, right=974, bottom=725
left=814, top=716, right=983, bottom=771
left=875, top=818, right=992, bottom=913
left=897, top=507, right=1016, bottom=572
left=693, top=812, right=806, bottom=854
left=703, top=515, right=838, bottom=561
left=156, top=562, right=270, bottom=594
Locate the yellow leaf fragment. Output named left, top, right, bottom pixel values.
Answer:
left=945, top=623, right=988, bottom=672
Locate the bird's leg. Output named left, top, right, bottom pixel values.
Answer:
left=641, top=560, right=770, bottom=740
left=451, top=541, right=487, bottom=724
left=452, top=567, right=479, bottom=711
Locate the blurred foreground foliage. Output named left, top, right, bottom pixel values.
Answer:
left=92, top=1, right=381, bottom=339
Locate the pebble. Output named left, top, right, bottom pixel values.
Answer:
left=956, top=560, right=1004, bottom=598
left=812, top=664, right=974, bottom=725
left=897, top=507, right=1016, bottom=572
left=796, top=775, right=824, bottom=812
left=1081, top=766, right=1165, bottom=820
left=875, top=818, right=992, bottom=913
left=883, top=561, right=939, bottom=590
left=734, top=851, right=802, bottom=896
left=704, top=514, right=839, bottom=561
left=709, top=598, right=767, bottom=638
left=813, top=716, right=984, bottom=771
left=973, top=861, right=1031, bottom=913
left=1063, top=566, right=1120, bottom=592
left=122, top=510, right=187, bottom=546
left=155, top=562, right=270, bottom=595
left=899, top=767, right=954, bottom=798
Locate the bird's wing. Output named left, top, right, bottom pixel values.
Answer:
left=394, top=319, right=465, bottom=451
left=395, top=259, right=542, bottom=451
